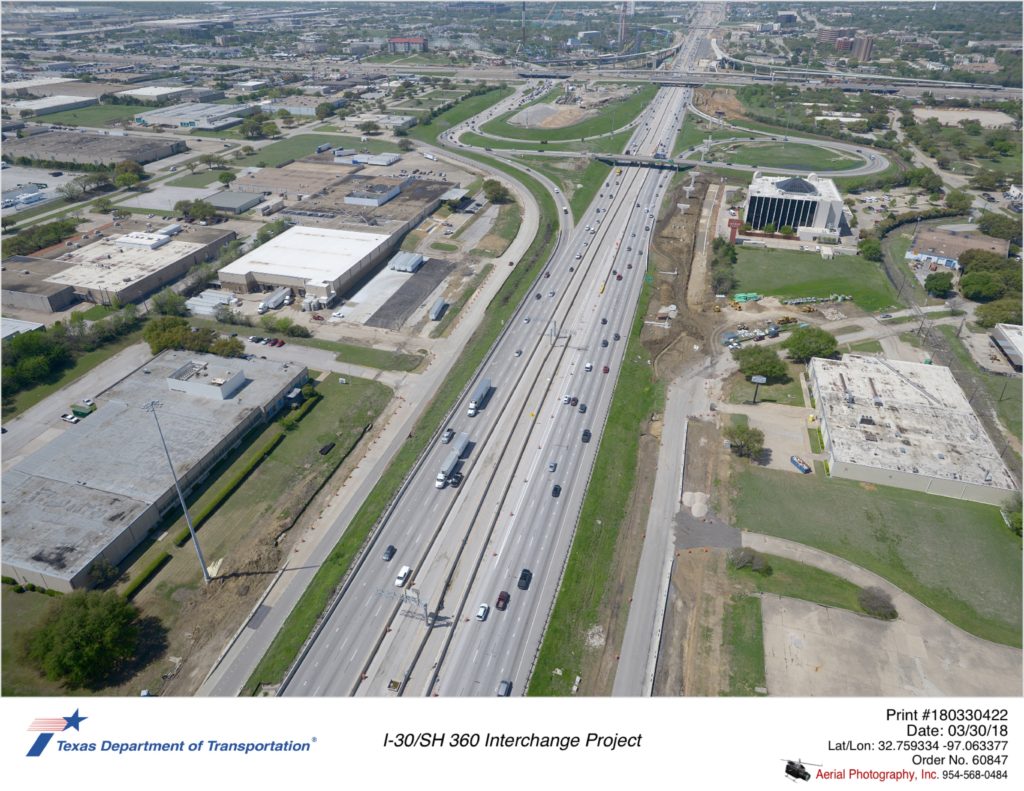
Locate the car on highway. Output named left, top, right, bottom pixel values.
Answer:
left=601, top=339, right=608, bottom=347
left=514, top=349, right=522, bottom=357
left=523, top=317, right=530, bottom=324
left=544, top=271, right=551, bottom=278
left=627, top=246, right=632, bottom=251
left=602, top=365, right=610, bottom=374
left=570, top=396, right=579, bottom=406
left=548, top=290, right=555, bottom=297
left=880, top=314, right=893, bottom=319
left=584, top=362, right=593, bottom=371
left=394, top=565, right=411, bottom=587
left=476, top=603, right=490, bottom=621
left=517, top=569, right=532, bottom=590
left=616, top=274, right=623, bottom=281
left=551, top=484, right=561, bottom=497
left=562, top=394, right=571, bottom=404
left=449, top=471, right=463, bottom=488
left=535, top=293, right=541, bottom=300
left=61, top=413, right=80, bottom=424
left=613, top=333, right=621, bottom=341
left=645, top=226, right=650, bottom=231
left=601, top=317, right=607, bottom=325
left=548, top=461, right=557, bottom=472
left=578, top=403, right=587, bottom=414
left=382, top=545, right=397, bottom=562
left=575, top=253, right=582, bottom=259
left=582, top=429, right=592, bottom=443
left=496, top=591, right=510, bottom=610
left=497, top=680, right=512, bottom=697
left=442, top=428, right=455, bottom=443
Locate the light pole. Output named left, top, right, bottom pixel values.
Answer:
left=142, top=400, right=210, bottom=584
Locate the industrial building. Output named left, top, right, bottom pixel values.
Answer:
left=206, top=190, right=263, bottom=214
left=990, top=323, right=1023, bottom=371
left=333, top=151, right=402, bottom=167
left=0, top=317, right=45, bottom=341
left=218, top=225, right=393, bottom=302
left=3, top=226, right=235, bottom=307
left=345, top=177, right=407, bottom=207
left=134, top=102, right=255, bottom=130
left=262, top=94, right=346, bottom=117
left=1, top=130, right=186, bottom=167
left=387, top=36, right=428, bottom=53
left=1, top=351, right=308, bottom=592
left=185, top=288, right=239, bottom=317
left=808, top=354, right=1017, bottom=506
left=905, top=227, right=1011, bottom=270
left=744, top=172, right=846, bottom=238
left=115, top=85, right=192, bottom=104
left=284, top=178, right=450, bottom=235
left=7, top=94, right=97, bottom=118
left=233, top=160, right=352, bottom=199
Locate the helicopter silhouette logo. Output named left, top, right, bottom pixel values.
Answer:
left=782, top=757, right=822, bottom=782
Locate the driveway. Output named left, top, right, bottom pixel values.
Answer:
left=746, top=533, right=1022, bottom=696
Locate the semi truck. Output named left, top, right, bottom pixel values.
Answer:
left=436, top=432, right=469, bottom=488
left=423, top=152, right=438, bottom=161
left=467, top=378, right=491, bottom=417
left=258, top=286, right=293, bottom=314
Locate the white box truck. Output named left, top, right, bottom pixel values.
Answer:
left=467, top=378, right=491, bottom=417
left=436, top=432, right=469, bottom=488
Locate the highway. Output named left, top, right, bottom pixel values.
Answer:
left=281, top=10, right=719, bottom=698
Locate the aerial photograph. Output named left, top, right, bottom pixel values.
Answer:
left=0, top=0, right=1021, bottom=705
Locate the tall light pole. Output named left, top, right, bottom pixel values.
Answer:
left=142, top=400, right=210, bottom=584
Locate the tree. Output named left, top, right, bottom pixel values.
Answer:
left=89, top=558, right=121, bottom=588
left=482, top=179, right=511, bottom=203
left=858, top=586, right=898, bottom=620
left=944, top=189, right=973, bottom=212
left=315, top=102, right=336, bottom=121
left=977, top=211, right=1022, bottom=245
left=960, top=271, right=1006, bottom=302
left=188, top=200, right=217, bottom=221
left=762, top=222, right=776, bottom=235
left=93, top=196, right=114, bottom=213
left=174, top=199, right=194, bottom=217
left=975, top=298, right=1022, bottom=328
left=260, top=121, right=280, bottom=138
left=151, top=287, right=189, bottom=316
left=924, top=270, right=954, bottom=297
left=114, top=172, right=141, bottom=190
left=783, top=326, right=838, bottom=363
left=858, top=237, right=883, bottom=262
left=26, top=591, right=140, bottom=689
left=218, top=171, right=236, bottom=186
left=57, top=181, right=85, bottom=202
left=210, top=337, right=245, bottom=357
left=733, top=345, right=787, bottom=382
left=969, top=169, right=1003, bottom=192
left=397, top=138, right=415, bottom=152
left=240, top=118, right=264, bottom=138
left=723, top=423, right=765, bottom=459
left=356, top=120, right=381, bottom=135
left=113, top=160, right=144, bottom=179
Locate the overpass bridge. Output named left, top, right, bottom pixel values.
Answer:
left=593, top=154, right=696, bottom=171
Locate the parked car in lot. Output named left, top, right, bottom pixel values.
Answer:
left=61, top=413, right=80, bottom=424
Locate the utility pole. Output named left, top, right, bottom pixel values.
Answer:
left=143, top=400, right=210, bottom=584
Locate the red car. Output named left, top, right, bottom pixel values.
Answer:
left=616, top=274, right=623, bottom=281
left=496, top=591, right=510, bottom=611
left=602, top=365, right=610, bottom=374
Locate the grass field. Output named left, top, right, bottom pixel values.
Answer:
left=234, top=135, right=393, bottom=167
left=721, top=595, right=766, bottom=696
left=480, top=84, right=658, bottom=142
left=430, top=241, right=458, bottom=252
left=408, top=86, right=515, bottom=142
left=168, top=168, right=238, bottom=188
left=725, top=360, right=805, bottom=406
left=1, top=330, right=145, bottom=419
left=469, top=202, right=518, bottom=257
left=78, top=304, right=116, bottom=321
left=717, top=141, right=862, bottom=171
left=731, top=463, right=1022, bottom=646
left=844, top=338, right=883, bottom=354
left=735, top=247, right=901, bottom=312
left=936, top=325, right=1022, bottom=440
left=673, top=116, right=736, bottom=156
left=247, top=102, right=559, bottom=693
left=459, top=126, right=635, bottom=155
left=730, top=553, right=867, bottom=614
left=38, top=103, right=149, bottom=127
left=530, top=280, right=665, bottom=695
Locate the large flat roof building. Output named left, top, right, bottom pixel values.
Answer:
left=1, top=351, right=307, bottom=591
left=744, top=172, right=845, bottom=237
left=991, top=323, right=1023, bottom=371
left=232, top=160, right=353, bottom=199
left=7, top=94, right=97, bottom=118
left=809, top=354, right=1017, bottom=506
left=134, top=102, right=255, bottom=130
left=115, top=85, right=192, bottom=104
left=218, top=225, right=392, bottom=301
left=1, top=130, right=186, bottom=167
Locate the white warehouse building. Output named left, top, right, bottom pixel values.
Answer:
left=744, top=172, right=846, bottom=238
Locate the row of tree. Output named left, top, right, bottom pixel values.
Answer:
left=142, top=316, right=245, bottom=357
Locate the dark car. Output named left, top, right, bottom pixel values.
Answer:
left=552, top=484, right=561, bottom=497
left=496, top=590, right=510, bottom=610
left=578, top=403, right=587, bottom=414
left=600, top=317, right=608, bottom=325
left=602, top=365, right=610, bottom=374
left=318, top=442, right=335, bottom=456
left=535, top=293, right=541, bottom=300
left=613, top=333, right=621, bottom=341
left=497, top=680, right=512, bottom=697
left=517, top=569, right=532, bottom=590
left=449, top=471, right=463, bottom=488
left=601, top=339, right=608, bottom=347
left=616, top=274, right=623, bottom=281
left=48, top=171, right=63, bottom=177
left=570, top=396, right=579, bottom=406
left=382, top=544, right=397, bottom=562
left=582, top=429, right=592, bottom=443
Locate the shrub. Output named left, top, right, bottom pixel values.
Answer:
left=729, top=547, right=773, bottom=576
left=858, top=586, right=898, bottom=620
left=1, top=576, right=16, bottom=585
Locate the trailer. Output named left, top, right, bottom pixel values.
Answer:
left=423, top=152, right=438, bottom=161
left=436, top=432, right=469, bottom=488
left=258, top=286, right=292, bottom=314
left=467, top=378, right=491, bottom=417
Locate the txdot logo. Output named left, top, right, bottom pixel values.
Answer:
left=26, top=709, right=87, bottom=757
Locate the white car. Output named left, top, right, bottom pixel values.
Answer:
left=584, top=362, right=593, bottom=372
left=61, top=414, right=80, bottom=424
left=332, top=310, right=345, bottom=318
left=476, top=603, right=490, bottom=621
left=394, top=565, right=411, bottom=587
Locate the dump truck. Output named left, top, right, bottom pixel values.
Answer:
left=258, top=286, right=292, bottom=314
left=467, top=378, right=491, bottom=417
left=436, top=432, right=469, bottom=488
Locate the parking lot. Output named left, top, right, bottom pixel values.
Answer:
left=1, top=164, right=79, bottom=215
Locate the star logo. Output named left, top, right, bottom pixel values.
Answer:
left=26, top=710, right=87, bottom=757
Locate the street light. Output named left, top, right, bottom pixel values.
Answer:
left=142, top=400, right=210, bottom=584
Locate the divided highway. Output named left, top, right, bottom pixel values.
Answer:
left=282, top=16, right=717, bottom=698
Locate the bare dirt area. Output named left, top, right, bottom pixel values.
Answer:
left=692, top=88, right=747, bottom=122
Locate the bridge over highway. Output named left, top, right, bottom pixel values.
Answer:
left=593, top=154, right=696, bottom=171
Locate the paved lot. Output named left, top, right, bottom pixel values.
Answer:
left=365, top=258, right=455, bottom=331
left=749, top=535, right=1022, bottom=697
left=119, top=185, right=219, bottom=211
left=718, top=402, right=815, bottom=472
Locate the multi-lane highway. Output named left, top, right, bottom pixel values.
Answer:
left=281, top=11, right=719, bottom=698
